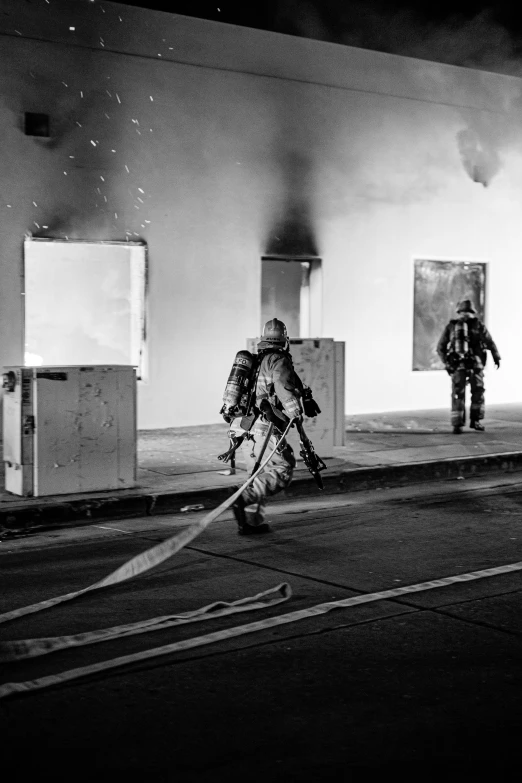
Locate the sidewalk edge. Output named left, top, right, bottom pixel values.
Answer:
left=1, top=451, right=522, bottom=537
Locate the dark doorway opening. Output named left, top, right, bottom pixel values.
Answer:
left=261, top=256, right=322, bottom=338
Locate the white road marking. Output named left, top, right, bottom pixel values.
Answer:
left=1, top=560, right=521, bottom=700
left=95, top=525, right=134, bottom=535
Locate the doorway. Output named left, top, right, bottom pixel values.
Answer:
left=261, top=256, right=322, bottom=338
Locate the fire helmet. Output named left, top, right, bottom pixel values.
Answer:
left=262, top=318, right=288, bottom=346
left=456, top=299, right=477, bottom=314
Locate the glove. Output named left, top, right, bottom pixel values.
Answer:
left=303, top=397, right=321, bottom=417
left=302, top=387, right=321, bottom=417
left=494, top=357, right=501, bottom=369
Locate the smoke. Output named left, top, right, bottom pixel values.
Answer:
left=265, top=150, right=319, bottom=256
left=275, top=2, right=522, bottom=75
left=274, top=0, right=331, bottom=43
left=456, top=127, right=501, bottom=187
left=118, top=3, right=522, bottom=191
left=272, top=1, right=522, bottom=188
left=340, top=6, right=520, bottom=73
left=121, top=1, right=522, bottom=76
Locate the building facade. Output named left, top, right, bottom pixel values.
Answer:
left=1, top=0, right=521, bottom=428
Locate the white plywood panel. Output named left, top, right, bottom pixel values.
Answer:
left=78, top=367, right=119, bottom=492
left=2, top=371, right=22, bottom=467
left=334, top=342, right=345, bottom=446
left=3, top=367, right=24, bottom=495
left=4, top=463, right=31, bottom=496
left=116, top=366, right=137, bottom=488
left=20, top=369, right=35, bottom=473
left=34, top=367, right=81, bottom=496
left=3, top=367, right=35, bottom=496
left=287, top=339, right=335, bottom=458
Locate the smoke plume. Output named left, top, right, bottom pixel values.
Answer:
left=456, top=127, right=501, bottom=187
left=275, top=1, right=522, bottom=75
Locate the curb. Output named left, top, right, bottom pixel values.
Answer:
left=285, top=450, right=522, bottom=498
left=1, top=451, right=522, bottom=538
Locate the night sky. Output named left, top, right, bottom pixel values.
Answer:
left=109, top=0, right=522, bottom=72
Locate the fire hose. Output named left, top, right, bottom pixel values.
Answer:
left=1, top=416, right=522, bottom=698
left=0, top=419, right=297, bottom=694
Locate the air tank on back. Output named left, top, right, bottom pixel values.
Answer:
left=220, top=350, right=255, bottom=420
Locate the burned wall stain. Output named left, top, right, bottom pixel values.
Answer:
left=265, top=149, right=319, bottom=256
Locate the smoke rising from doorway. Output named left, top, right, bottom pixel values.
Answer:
left=265, top=150, right=319, bottom=257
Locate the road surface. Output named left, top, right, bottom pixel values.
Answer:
left=2, top=474, right=522, bottom=778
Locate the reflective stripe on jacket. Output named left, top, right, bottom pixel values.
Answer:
left=255, top=350, right=302, bottom=420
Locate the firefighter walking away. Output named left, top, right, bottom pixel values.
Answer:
left=219, top=318, right=321, bottom=535
left=437, top=298, right=501, bottom=434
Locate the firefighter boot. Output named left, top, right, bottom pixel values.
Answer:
left=231, top=494, right=247, bottom=529
left=238, top=521, right=271, bottom=536
left=232, top=495, right=271, bottom=535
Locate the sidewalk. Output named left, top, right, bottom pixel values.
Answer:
left=1, top=403, right=522, bottom=536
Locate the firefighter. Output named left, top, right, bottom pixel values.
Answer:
left=228, top=318, right=319, bottom=535
left=437, top=299, right=501, bottom=434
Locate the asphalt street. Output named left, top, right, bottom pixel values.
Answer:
left=2, top=475, right=522, bottom=779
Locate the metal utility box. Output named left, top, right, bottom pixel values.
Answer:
left=247, top=338, right=345, bottom=458
left=2, top=365, right=136, bottom=497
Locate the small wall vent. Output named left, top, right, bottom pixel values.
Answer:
left=24, top=113, right=50, bottom=137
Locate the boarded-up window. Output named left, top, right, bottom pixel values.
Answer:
left=412, top=259, right=486, bottom=371
left=24, top=238, right=147, bottom=378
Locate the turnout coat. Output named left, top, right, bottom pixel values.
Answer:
left=436, top=317, right=500, bottom=370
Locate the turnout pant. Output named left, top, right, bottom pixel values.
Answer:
left=240, top=420, right=295, bottom=526
left=451, top=367, right=485, bottom=427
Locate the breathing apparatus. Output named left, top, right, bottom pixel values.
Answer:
left=454, top=318, right=470, bottom=358
left=219, top=319, right=290, bottom=424
left=219, top=350, right=257, bottom=424
left=447, top=313, right=473, bottom=373
left=218, top=318, right=326, bottom=488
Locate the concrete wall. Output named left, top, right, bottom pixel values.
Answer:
left=1, top=0, right=521, bottom=427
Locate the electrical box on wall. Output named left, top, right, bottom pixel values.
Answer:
left=2, top=365, right=136, bottom=497
left=246, top=338, right=345, bottom=458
